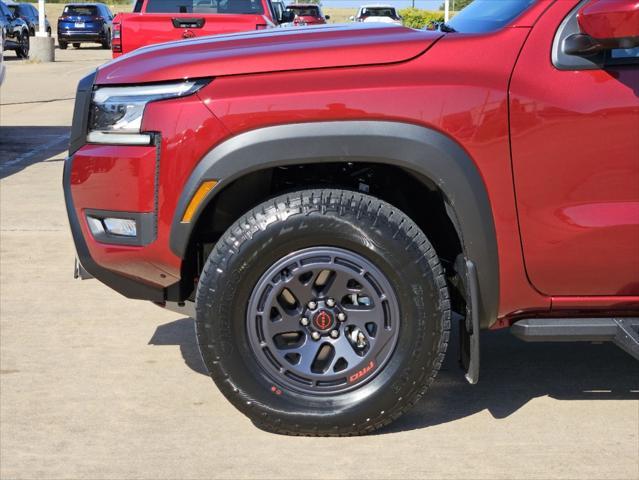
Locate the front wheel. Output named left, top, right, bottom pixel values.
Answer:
left=16, top=32, right=29, bottom=58
left=196, top=189, right=451, bottom=436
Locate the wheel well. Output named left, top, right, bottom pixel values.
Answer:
left=172, top=162, right=464, bottom=304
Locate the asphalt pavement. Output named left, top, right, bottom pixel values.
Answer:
left=1, top=47, right=638, bottom=480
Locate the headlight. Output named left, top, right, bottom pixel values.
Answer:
left=87, top=78, right=210, bottom=145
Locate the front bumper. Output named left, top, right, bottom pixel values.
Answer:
left=64, top=71, right=165, bottom=301
left=64, top=71, right=229, bottom=302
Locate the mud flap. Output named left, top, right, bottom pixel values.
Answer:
left=455, top=256, right=480, bottom=384
left=74, top=257, right=93, bottom=280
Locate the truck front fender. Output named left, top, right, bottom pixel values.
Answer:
left=170, top=121, right=499, bottom=327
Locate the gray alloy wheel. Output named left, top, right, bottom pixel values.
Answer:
left=246, top=247, right=401, bottom=394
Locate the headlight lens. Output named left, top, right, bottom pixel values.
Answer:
left=87, top=78, right=210, bottom=145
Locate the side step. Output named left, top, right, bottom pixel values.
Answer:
left=511, top=318, right=639, bottom=360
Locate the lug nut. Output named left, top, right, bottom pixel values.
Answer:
left=326, top=298, right=336, bottom=307
left=311, top=331, right=321, bottom=341
left=337, top=312, right=346, bottom=322
left=300, top=317, right=309, bottom=326
left=308, top=301, right=317, bottom=310
left=330, top=329, right=339, bottom=338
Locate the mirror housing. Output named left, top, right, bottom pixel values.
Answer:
left=577, top=0, right=639, bottom=50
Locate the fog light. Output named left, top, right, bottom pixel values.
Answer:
left=87, top=216, right=105, bottom=236
left=103, top=218, right=137, bottom=237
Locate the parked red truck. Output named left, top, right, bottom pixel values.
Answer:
left=111, top=0, right=291, bottom=56
left=65, top=0, right=639, bottom=435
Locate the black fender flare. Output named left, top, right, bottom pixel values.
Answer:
left=170, top=121, right=499, bottom=327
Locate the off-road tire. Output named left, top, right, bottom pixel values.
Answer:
left=196, top=189, right=451, bottom=436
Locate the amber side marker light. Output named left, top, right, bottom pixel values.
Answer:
left=181, top=180, right=218, bottom=223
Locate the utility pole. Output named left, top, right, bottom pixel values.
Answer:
left=31, top=0, right=55, bottom=61
left=36, top=0, right=46, bottom=36
left=444, top=0, right=450, bottom=22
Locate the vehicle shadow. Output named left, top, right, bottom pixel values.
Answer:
left=383, top=325, right=639, bottom=434
left=148, top=317, right=208, bottom=376
left=149, top=317, right=639, bottom=432
left=2, top=54, right=24, bottom=62
left=0, top=126, right=69, bottom=179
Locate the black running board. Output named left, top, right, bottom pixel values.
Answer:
left=511, top=318, right=639, bottom=360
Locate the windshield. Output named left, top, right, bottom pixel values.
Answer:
left=145, top=0, right=264, bottom=14
left=287, top=6, right=319, bottom=16
left=447, top=0, right=535, bottom=33
left=360, top=7, right=397, bottom=19
left=63, top=5, right=99, bottom=16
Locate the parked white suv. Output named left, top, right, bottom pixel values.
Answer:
left=350, top=5, right=402, bottom=25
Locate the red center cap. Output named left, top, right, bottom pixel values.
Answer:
left=313, top=310, right=334, bottom=331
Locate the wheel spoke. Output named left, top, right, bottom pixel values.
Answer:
left=265, top=310, right=302, bottom=337
left=341, top=305, right=384, bottom=330
left=328, top=335, right=362, bottom=372
left=281, top=273, right=315, bottom=307
left=324, top=270, right=364, bottom=300
left=289, top=340, right=322, bottom=374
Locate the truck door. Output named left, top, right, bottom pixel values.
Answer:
left=509, top=0, right=639, bottom=296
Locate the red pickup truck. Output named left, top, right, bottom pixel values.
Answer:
left=65, top=0, right=639, bottom=436
left=111, top=0, right=291, bottom=56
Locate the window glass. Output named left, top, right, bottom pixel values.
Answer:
left=447, top=0, right=535, bottom=33
left=0, top=2, right=11, bottom=17
left=63, top=5, right=99, bottom=16
left=361, top=7, right=398, bottom=19
left=287, top=5, right=319, bottom=16
left=610, top=47, right=639, bottom=61
left=145, top=0, right=264, bottom=14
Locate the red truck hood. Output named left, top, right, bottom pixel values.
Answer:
left=96, top=24, right=443, bottom=85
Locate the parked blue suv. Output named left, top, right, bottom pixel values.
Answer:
left=57, top=3, right=113, bottom=50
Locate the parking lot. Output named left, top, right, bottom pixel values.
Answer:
left=1, top=47, right=638, bottom=479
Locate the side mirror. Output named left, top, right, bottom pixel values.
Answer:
left=324, top=14, right=330, bottom=20
left=574, top=0, right=639, bottom=53
left=280, top=10, right=295, bottom=23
